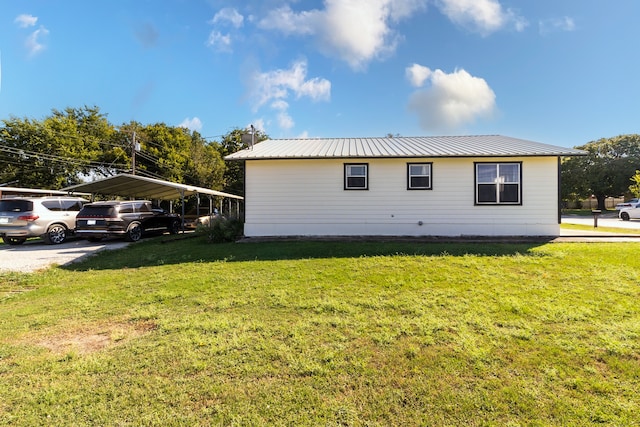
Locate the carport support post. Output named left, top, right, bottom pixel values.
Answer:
left=592, top=209, right=601, bottom=228
left=180, top=189, right=185, bottom=232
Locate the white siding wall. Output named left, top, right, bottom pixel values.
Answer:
left=243, top=157, right=560, bottom=237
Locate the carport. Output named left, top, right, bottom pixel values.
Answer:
left=62, top=173, right=243, bottom=227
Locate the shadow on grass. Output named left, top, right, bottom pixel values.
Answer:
left=62, top=234, right=552, bottom=272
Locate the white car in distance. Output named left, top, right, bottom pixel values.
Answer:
left=619, top=202, right=640, bottom=221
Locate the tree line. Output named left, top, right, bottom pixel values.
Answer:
left=0, top=106, right=267, bottom=196
left=562, top=134, right=640, bottom=210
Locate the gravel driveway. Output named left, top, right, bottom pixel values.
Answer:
left=0, top=238, right=130, bottom=273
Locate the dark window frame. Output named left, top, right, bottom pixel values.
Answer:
left=474, top=162, right=522, bottom=205
left=344, top=163, right=369, bottom=190
left=407, top=162, right=433, bottom=190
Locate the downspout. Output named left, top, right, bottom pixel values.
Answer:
left=557, top=156, right=562, bottom=224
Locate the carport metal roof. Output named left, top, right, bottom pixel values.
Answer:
left=61, top=173, right=243, bottom=201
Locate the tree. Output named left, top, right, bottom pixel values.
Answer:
left=215, top=127, right=268, bottom=196
left=562, top=134, right=640, bottom=210
left=0, top=106, right=115, bottom=188
left=184, top=131, right=225, bottom=190
left=1, top=105, right=246, bottom=195
left=629, top=170, right=640, bottom=198
left=109, top=123, right=226, bottom=190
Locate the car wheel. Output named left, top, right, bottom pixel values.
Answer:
left=3, top=236, right=26, bottom=245
left=44, top=224, right=67, bottom=245
left=621, top=212, right=630, bottom=221
left=125, top=223, right=143, bottom=242
left=169, top=220, right=180, bottom=235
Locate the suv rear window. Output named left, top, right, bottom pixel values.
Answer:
left=0, top=200, right=33, bottom=212
left=60, top=200, right=85, bottom=211
left=81, top=205, right=116, bottom=216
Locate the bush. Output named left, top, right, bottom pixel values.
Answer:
left=198, top=216, right=244, bottom=243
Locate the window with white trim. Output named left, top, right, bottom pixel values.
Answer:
left=475, top=162, right=521, bottom=205
left=344, top=163, right=368, bottom=190
left=407, top=163, right=432, bottom=190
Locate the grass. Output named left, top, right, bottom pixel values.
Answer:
left=1, top=236, right=639, bottom=426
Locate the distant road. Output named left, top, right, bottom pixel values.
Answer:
left=562, top=213, right=640, bottom=230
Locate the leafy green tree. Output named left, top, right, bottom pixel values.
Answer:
left=216, top=127, right=268, bottom=196
left=629, top=170, right=640, bottom=198
left=184, top=132, right=225, bottom=189
left=562, top=134, right=640, bottom=210
left=0, top=106, right=115, bottom=188
left=1, top=105, right=247, bottom=195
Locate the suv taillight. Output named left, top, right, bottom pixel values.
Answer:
left=18, top=214, right=39, bottom=221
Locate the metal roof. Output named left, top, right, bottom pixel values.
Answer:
left=0, top=186, right=91, bottom=197
left=225, top=135, right=586, bottom=160
left=61, top=173, right=243, bottom=201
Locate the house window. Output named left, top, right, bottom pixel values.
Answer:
left=407, top=163, right=432, bottom=190
left=475, top=162, right=521, bottom=205
left=345, top=163, right=368, bottom=190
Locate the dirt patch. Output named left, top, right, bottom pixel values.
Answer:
left=30, top=321, right=157, bottom=355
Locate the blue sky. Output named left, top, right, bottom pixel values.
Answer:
left=1, top=0, right=639, bottom=148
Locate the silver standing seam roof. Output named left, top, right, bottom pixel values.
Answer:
left=225, top=135, right=586, bottom=160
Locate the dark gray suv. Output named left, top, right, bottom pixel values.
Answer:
left=0, top=196, right=88, bottom=245
left=75, top=200, right=181, bottom=242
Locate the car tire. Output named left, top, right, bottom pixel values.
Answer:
left=169, top=220, right=180, bottom=235
left=44, top=224, right=67, bottom=245
left=3, top=236, right=26, bottom=245
left=125, top=223, right=143, bottom=242
left=621, top=212, right=630, bottom=221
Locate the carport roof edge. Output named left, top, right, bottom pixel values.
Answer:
left=61, top=173, right=243, bottom=200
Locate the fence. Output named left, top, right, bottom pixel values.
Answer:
left=565, top=197, right=625, bottom=210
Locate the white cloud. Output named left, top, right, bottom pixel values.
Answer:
left=271, top=100, right=295, bottom=129
left=249, top=59, right=330, bottom=132
left=277, top=111, right=295, bottom=130
left=407, top=66, right=496, bottom=131
left=15, top=14, right=38, bottom=28
left=539, top=17, right=576, bottom=35
left=257, top=6, right=319, bottom=36
left=259, top=0, right=427, bottom=70
left=250, top=59, right=331, bottom=110
left=211, top=8, right=244, bottom=28
left=406, top=63, right=432, bottom=87
left=435, top=0, right=527, bottom=35
left=15, top=14, right=48, bottom=57
left=25, top=27, right=49, bottom=57
left=271, top=99, right=289, bottom=111
left=179, top=117, right=203, bottom=132
left=206, top=8, right=244, bottom=52
left=206, top=31, right=232, bottom=52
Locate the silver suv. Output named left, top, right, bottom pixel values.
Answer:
left=0, top=196, right=88, bottom=245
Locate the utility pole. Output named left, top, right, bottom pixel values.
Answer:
left=131, top=131, right=140, bottom=175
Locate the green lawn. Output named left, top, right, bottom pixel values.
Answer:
left=1, top=237, right=639, bottom=426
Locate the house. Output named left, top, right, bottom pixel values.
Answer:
left=225, top=135, right=585, bottom=238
